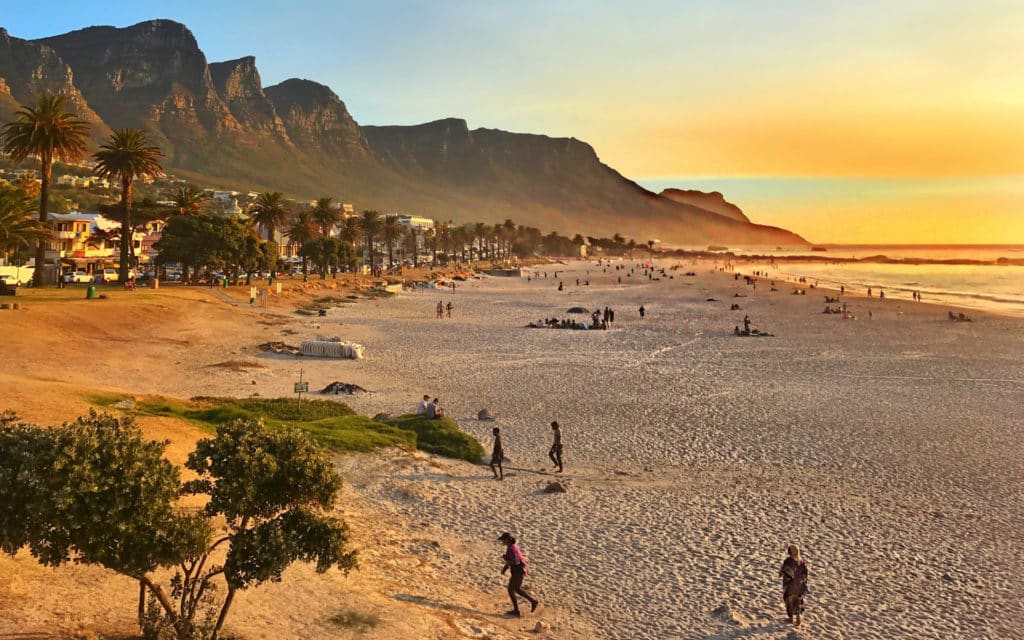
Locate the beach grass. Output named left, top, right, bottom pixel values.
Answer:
left=86, top=394, right=483, bottom=459
left=382, top=414, right=485, bottom=463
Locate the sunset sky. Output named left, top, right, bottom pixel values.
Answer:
left=4, top=0, right=1022, bottom=243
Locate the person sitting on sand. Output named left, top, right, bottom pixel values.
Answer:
left=490, top=427, right=504, bottom=480
left=549, top=421, right=564, bottom=473
left=779, top=545, right=809, bottom=626
left=416, top=394, right=430, bottom=415
left=498, top=532, right=538, bottom=617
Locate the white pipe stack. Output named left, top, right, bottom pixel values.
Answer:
left=299, top=338, right=365, bottom=359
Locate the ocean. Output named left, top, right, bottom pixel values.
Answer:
left=725, top=245, right=1024, bottom=316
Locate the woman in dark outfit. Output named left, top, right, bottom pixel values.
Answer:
left=779, top=544, right=809, bottom=626
left=498, top=532, right=538, bottom=616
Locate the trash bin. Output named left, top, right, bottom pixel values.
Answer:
left=152, top=277, right=159, bottom=289
left=86, top=286, right=96, bottom=299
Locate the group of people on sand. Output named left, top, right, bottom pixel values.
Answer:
left=487, top=415, right=810, bottom=625
left=486, top=421, right=565, bottom=616
left=415, top=394, right=445, bottom=419
left=435, top=300, right=453, bottom=318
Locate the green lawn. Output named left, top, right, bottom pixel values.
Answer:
left=88, top=395, right=483, bottom=460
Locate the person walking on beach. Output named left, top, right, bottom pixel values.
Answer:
left=639, top=305, right=646, bottom=319
left=436, top=300, right=444, bottom=318
left=498, top=532, right=538, bottom=616
left=490, top=427, right=504, bottom=480
left=446, top=301, right=453, bottom=318
left=549, top=421, right=563, bottom=472
left=779, top=545, right=809, bottom=626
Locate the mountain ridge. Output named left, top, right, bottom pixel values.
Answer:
left=0, top=19, right=807, bottom=245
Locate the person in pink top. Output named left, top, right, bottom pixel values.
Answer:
left=498, top=532, right=538, bottom=616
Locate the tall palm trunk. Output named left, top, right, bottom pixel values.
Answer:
left=386, top=240, right=393, bottom=270
left=119, top=176, right=133, bottom=283
left=365, top=234, right=373, bottom=272
left=265, top=224, right=276, bottom=277
left=34, top=154, right=52, bottom=286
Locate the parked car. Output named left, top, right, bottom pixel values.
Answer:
left=63, top=271, right=94, bottom=284
left=164, top=271, right=182, bottom=282
left=0, top=274, right=18, bottom=286
left=101, top=268, right=119, bottom=283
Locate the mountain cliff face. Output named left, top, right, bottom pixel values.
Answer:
left=209, top=56, right=290, bottom=142
left=264, top=79, right=369, bottom=158
left=0, top=28, right=106, bottom=134
left=659, top=189, right=749, bottom=223
left=1, top=19, right=807, bottom=246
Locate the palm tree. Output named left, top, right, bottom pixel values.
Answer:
left=92, top=129, right=163, bottom=283
left=165, top=185, right=206, bottom=217
left=359, top=210, right=382, bottom=272
left=339, top=216, right=360, bottom=251
left=285, top=210, right=317, bottom=276
left=473, top=222, right=488, bottom=261
left=0, top=188, right=51, bottom=266
left=311, top=197, right=339, bottom=236
left=405, top=225, right=420, bottom=268
left=250, top=191, right=289, bottom=242
left=382, top=214, right=403, bottom=270
left=1, top=93, right=90, bottom=286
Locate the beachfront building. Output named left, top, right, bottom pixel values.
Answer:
left=43, top=212, right=150, bottom=277
left=394, top=214, right=435, bottom=232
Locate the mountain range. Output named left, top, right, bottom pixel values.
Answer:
left=0, top=19, right=806, bottom=246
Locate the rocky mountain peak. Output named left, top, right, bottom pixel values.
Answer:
left=264, top=78, right=369, bottom=157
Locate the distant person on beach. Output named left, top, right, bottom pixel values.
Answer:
left=779, top=545, right=809, bottom=626
left=549, top=421, right=563, bottom=472
left=840, top=285, right=845, bottom=295
left=879, top=289, right=885, bottom=300
left=498, top=532, right=538, bottom=616
left=639, top=305, right=646, bottom=319
left=436, top=301, right=444, bottom=318
left=868, top=288, right=872, bottom=297
left=558, top=282, right=563, bottom=291
left=416, top=394, right=430, bottom=415
left=490, top=427, right=504, bottom=480
left=743, top=315, right=751, bottom=334
left=446, top=301, right=453, bottom=318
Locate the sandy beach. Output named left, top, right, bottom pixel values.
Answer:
left=1, top=260, right=1022, bottom=639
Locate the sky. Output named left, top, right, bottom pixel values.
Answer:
left=4, top=0, right=1022, bottom=243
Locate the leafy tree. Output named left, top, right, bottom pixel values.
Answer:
left=155, top=215, right=254, bottom=283
left=183, top=420, right=357, bottom=639
left=301, top=236, right=339, bottom=279
left=92, top=129, right=164, bottom=283
left=0, top=411, right=209, bottom=638
left=1, top=93, right=90, bottom=286
left=0, top=187, right=51, bottom=265
left=0, top=412, right=357, bottom=640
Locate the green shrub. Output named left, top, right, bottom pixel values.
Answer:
left=384, top=414, right=484, bottom=462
